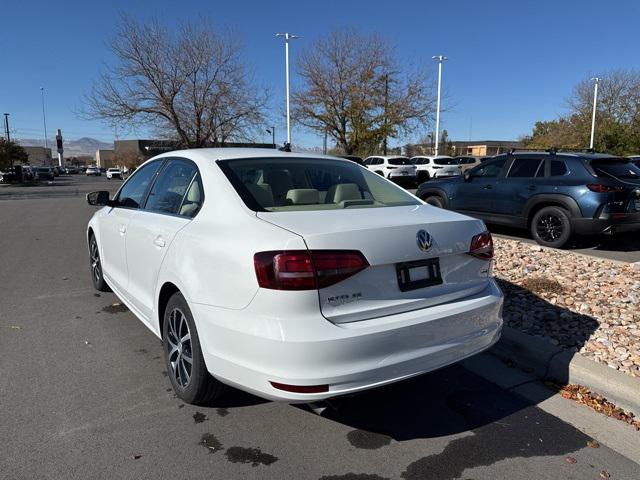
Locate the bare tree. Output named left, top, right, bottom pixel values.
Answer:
left=292, top=29, right=436, bottom=156
left=84, top=16, right=268, bottom=147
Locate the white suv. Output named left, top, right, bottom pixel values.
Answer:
left=363, top=156, right=416, bottom=185
left=106, top=168, right=123, bottom=180
left=410, top=156, right=458, bottom=182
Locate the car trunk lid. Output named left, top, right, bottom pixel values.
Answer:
left=257, top=205, right=492, bottom=323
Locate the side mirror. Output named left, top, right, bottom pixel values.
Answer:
left=87, top=190, right=111, bottom=206
left=464, top=171, right=472, bottom=182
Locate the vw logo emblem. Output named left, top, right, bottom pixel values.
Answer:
left=416, top=230, right=433, bottom=251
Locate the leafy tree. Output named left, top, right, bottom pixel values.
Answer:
left=524, top=69, right=640, bottom=155
left=292, top=29, right=436, bottom=157
left=84, top=16, right=268, bottom=147
left=0, top=139, right=28, bottom=170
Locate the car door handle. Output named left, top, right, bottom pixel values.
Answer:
left=483, top=185, right=493, bottom=190
left=154, top=236, right=166, bottom=248
left=119, top=225, right=126, bottom=235
left=528, top=185, right=537, bottom=191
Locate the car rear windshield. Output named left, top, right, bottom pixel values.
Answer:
left=434, top=158, right=456, bottom=165
left=219, top=157, right=421, bottom=212
left=388, top=158, right=411, bottom=165
left=591, top=160, right=640, bottom=180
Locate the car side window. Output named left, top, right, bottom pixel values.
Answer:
left=115, top=160, right=163, bottom=209
left=550, top=160, right=568, bottom=176
left=508, top=158, right=544, bottom=178
left=470, top=158, right=507, bottom=178
left=145, top=159, right=199, bottom=216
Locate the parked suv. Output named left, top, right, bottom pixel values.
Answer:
left=106, top=168, right=123, bottom=179
left=416, top=151, right=640, bottom=248
left=410, top=155, right=456, bottom=182
left=363, top=156, right=416, bottom=185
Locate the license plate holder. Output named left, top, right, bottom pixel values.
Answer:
left=396, top=258, right=443, bottom=292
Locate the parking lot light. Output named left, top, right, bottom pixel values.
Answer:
left=589, top=77, right=599, bottom=150
left=432, top=55, right=448, bottom=156
left=275, top=33, right=300, bottom=148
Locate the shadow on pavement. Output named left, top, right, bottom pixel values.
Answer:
left=287, top=278, right=601, bottom=477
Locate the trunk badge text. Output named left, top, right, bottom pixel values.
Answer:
left=416, top=230, right=433, bottom=251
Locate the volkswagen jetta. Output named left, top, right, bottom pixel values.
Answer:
left=86, top=149, right=503, bottom=404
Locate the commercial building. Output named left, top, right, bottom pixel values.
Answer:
left=22, top=146, right=52, bottom=165
left=114, top=139, right=276, bottom=167
left=409, top=140, right=524, bottom=157
left=96, top=149, right=115, bottom=168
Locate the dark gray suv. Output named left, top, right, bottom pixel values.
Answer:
left=417, top=151, right=640, bottom=248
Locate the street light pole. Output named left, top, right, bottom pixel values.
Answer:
left=432, top=55, right=448, bottom=156
left=40, top=87, right=48, bottom=150
left=589, top=77, right=599, bottom=150
left=3, top=113, right=10, bottom=142
left=266, top=127, right=275, bottom=147
left=276, top=33, right=299, bottom=148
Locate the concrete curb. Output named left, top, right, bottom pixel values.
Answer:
left=491, top=326, right=640, bottom=418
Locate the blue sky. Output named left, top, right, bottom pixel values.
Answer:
left=2, top=0, right=639, bottom=149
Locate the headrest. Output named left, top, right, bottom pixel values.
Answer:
left=286, top=189, right=319, bottom=205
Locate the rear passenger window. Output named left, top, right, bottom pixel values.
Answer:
left=145, top=160, right=198, bottom=215
left=508, top=158, right=543, bottom=178
left=550, top=160, right=568, bottom=176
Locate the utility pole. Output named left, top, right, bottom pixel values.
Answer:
left=589, top=77, right=599, bottom=150
left=41, top=87, right=48, bottom=150
left=323, top=128, right=328, bottom=154
left=432, top=55, right=448, bottom=156
left=3, top=113, right=10, bottom=142
left=275, top=33, right=300, bottom=149
left=383, top=74, right=389, bottom=155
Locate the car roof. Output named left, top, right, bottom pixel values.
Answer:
left=501, top=150, right=619, bottom=160
left=153, top=147, right=352, bottom=163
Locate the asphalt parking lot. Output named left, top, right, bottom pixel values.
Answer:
left=1, top=175, right=639, bottom=479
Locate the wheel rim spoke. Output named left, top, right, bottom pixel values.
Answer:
left=537, top=214, right=563, bottom=242
left=166, top=307, right=192, bottom=388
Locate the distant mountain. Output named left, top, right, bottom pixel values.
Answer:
left=16, top=137, right=114, bottom=158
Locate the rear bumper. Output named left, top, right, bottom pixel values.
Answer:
left=389, top=174, right=417, bottom=186
left=573, top=212, right=640, bottom=235
left=193, top=280, right=503, bottom=402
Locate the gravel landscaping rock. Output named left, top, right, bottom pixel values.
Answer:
left=493, top=238, right=640, bottom=378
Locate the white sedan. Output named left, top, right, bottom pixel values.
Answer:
left=86, top=149, right=503, bottom=404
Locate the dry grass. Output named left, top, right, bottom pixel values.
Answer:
left=521, top=276, right=565, bottom=295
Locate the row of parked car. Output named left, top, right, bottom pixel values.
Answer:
left=340, top=154, right=491, bottom=186
left=338, top=151, right=640, bottom=248
left=0, top=164, right=125, bottom=183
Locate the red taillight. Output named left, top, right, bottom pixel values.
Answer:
left=269, top=381, right=329, bottom=394
left=254, top=250, right=369, bottom=290
left=587, top=184, right=625, bottom=193
left=468, top=231, right=493, bottom=260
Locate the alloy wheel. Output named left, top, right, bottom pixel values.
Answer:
left=90, top=239, right=102, bottom=284
left=536, top=214, right=563, bottom=242
left=166, top=308, right=193, bottom=388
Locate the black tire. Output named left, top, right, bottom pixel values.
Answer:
left=163, top=292, right=226, bottom=405
left=417, top=171, right=430, bottom=183
left=89, top=235, right=111, bottom=292
left=375, top=170, right=384, bottom=176
left=531, top=206, right=572, bottom=248
left=423, top=195, right=444, bottom=208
